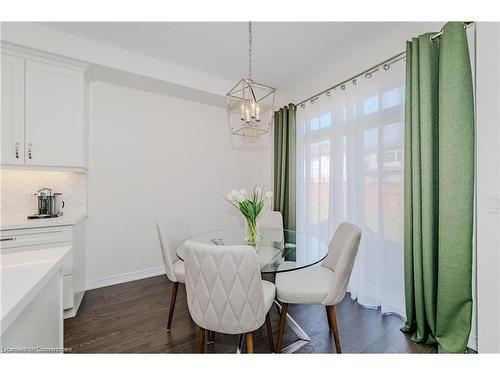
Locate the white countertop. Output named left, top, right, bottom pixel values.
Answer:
left=0, top=246, right=70, bottom=335
left=0, top=212, right=87, bottom=231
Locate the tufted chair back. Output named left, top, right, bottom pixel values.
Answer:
left=156, top=219, right=191, bottom=283
left=183, top=240, right=267, bottom=335
left=322, top=222, right=362, bottom=306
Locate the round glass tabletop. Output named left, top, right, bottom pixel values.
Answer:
left=176, top=228, right=328, bottom=274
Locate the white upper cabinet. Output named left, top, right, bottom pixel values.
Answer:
left=1, top=54, right=25, bottom=165
left=1, top=45, right=89, bottom=169
left=25, top=61, right=85, bottom=167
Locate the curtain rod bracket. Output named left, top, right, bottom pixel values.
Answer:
left=430, top=21, right=474, bottom=42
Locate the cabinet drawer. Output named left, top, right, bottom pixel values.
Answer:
left=0, top=226, right=73, bottom=249
left=63, top=274, right=74, bottom=309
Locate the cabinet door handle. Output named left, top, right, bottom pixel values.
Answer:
left=0, top=237, right=16, bottom=241
left=15, top=142, right=19, bottom=159
left=28, top=143, right=32, bottom=159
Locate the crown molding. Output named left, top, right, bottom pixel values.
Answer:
left=1, top=40, right=90, bottom=74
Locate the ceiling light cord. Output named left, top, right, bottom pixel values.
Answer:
left=248, top=21, right=253, bottom=81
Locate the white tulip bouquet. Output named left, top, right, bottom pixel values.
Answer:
left=227, top=185, right=273, bottom=246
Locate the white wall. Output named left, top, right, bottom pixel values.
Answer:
left=86, top=82, right=268, bottom=287
left=476, top=22, right=500, bottom=353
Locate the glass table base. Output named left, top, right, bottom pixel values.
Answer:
left=273, top=300, right=310, bottom=354
left=236, top=333, right=245, bottom=354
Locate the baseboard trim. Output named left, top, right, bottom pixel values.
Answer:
left=85, top=266, right=165, bottom=291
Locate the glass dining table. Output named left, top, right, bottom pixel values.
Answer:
left=176, top=228, right=329, bottom=353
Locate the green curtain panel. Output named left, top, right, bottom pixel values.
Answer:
left=273, top=104, right=296, bottom=231
left=402, top=22, right=475, bottom=353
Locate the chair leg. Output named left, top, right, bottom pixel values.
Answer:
left=326, top=305, right=341, bottom=353
left=197, top=327, right=206, bottom=353
left=325, top=306, right=332, bottom=329
left=167, top=282, right=179, bottom=330
left=265, top=313, right=275, bottom=353
left=276, top=302, right=288, bottom=353
left=246, top=332, right=254, bottom=354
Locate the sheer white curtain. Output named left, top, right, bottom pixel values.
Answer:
left=296, top=58, right=406, bottom=316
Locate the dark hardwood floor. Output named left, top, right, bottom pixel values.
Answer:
left=64, top=275, right=436, bottom=353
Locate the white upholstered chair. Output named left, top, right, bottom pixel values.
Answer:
left=183, top=240, right=276, bottom=353
left=258, top=211, right=285, bottom=247
left=275, top=222, right=362, bottom=353
left=258, top=210, right=284, bottom=231
left=156, top=219, right=192, bottom=330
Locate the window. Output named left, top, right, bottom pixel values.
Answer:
left=320, top=113, right=331, bottom=129
left=382, top=87, right=404, bottom=109
left=363, top=95, right=379, bottom=114
left=307, top=113, right=332, bottom=132
left=296, top=59, right=406, bottom=317
left=309, top=117, right=320, bottom=132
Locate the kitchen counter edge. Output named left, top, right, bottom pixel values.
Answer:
left=0, top=213, right=88, bottom=231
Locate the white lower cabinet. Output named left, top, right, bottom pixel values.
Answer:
left=63, top=275, right=74, bottom=310
left=1, top=267, right=64, bottom=349
left=0, top=220, right=86, bottom=319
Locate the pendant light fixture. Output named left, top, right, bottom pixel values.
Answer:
left=226, top=22, right=276, bottom=142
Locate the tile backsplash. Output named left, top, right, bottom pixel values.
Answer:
left=0, top=170, right=87, bottom=219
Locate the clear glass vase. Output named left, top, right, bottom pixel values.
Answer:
left=245, top=217, right=258, bottom=246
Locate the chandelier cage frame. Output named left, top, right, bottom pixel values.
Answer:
left=226, top=22, right=277, bottom=140
left=226, top=79, right=276, bottom=138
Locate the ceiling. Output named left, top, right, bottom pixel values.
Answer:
left=40, top=22, right=414, bottom=90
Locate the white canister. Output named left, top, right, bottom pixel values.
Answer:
left=53, top=192, right=65, bottom=215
